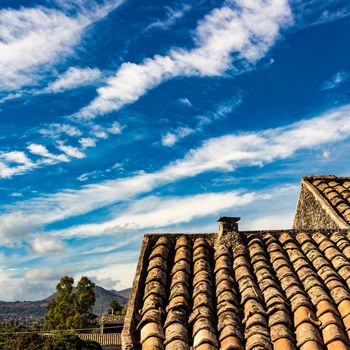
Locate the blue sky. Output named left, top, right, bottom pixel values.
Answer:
left=1, top=0, right=350, bottom=300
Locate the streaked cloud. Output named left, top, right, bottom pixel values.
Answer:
left=56, top=143, right=85, bottom=159
left=27, top=143, right=70, bottom=163
left=161, top=127, right=193, bottom=147
left=39, top=123, right=82, bottom=138
left=3, top=103, right=350, bottom=239
left=79, top=137, right=97, bottom=148
left=43, top=66, right=103, bottom=93
left=0, top=0, right=122, bottom=92
left=75, top=0, right=292, bottom=119
left=321, top=71, right=350, bottom=90
left=52, top=191, right=256, bottom=237
left=145, top=3, right=192, bottom=32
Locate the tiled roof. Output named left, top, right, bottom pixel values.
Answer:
left=305, top=175, right=350, bottom=225
left=123, top=230, right=350, bottom=350
left=101, top=314, right=125, bottom=324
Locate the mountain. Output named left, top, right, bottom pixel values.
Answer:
left=0, top=286, right=130, bottom=324
left=92, top=286, right=129, bottom=315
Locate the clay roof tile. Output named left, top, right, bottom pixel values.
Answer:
left=127, top=230, right=350, bottom=350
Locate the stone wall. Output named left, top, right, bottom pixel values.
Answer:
left=293, top=182, right=344, bottom=229
left=121, top=236, right=151, bottom=350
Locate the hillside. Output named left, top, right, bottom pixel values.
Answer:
left=0, top=286, right=131, bottom=324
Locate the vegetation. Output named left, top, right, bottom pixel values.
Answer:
left=108, top=299, right=127, bottom=315
left=0, top=277, right=130, bottom=349
left=44, top=276, right=97, bottom=331
left=14, top=333, right=102, bottom=350
left=0, top=323, right=41, bottom=350
left=0, top=286, right=129, bottom=323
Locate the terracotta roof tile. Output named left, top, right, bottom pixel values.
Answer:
left=305, top=176, right=350, bottom=226
left=124, top=230, right=350, bottom=349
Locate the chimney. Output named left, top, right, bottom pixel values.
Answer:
left=218, top=217, right=240, bottom=237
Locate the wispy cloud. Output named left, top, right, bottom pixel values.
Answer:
left=0, top=152, right=35, bottom=178
left=145, top=3, right=192, bottom=32
left=161, top=127, right=194, bottom=147
left=43, top=66, right=103, bottom=93
left=0, top=0, right=122, bottom=92
left=82, top=263, right=137, bottom=291
left=51, top=191, right=254, bottom=238
left=161, top=95, right=242, bottom=147
left=39, top=123, right=82, bottom=138
left=56, top=143, right=86, bottom=159
left=27, top=143, right=70, bottom=163
left=291, top=0, right=350, bottom=28
left=178, top=97, right=193, bottom=107
left=321, top=71, right=350, bottom=90
left=196, top=95, right=243, bottom=128
left=75, top=0, right=292, bottom=119
left=79, top=137, right=97, bottom=148
left=0, top=151, right=32, bottom=165
left=3, top=103, right=350, bottom=243
left=0, top=120, right=123, bottom=179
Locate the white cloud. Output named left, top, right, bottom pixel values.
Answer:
left=44, top=66, right=102, bottom=93
left=0, top=161, right=36, bottom=179
left=291, top=1, right=350, bottom=28
left=27, top=143, right=70, bottom=162
left=161, top=95, right=243, bottom=146
left=39, top=123, right=82, bottom=138
left=247, top=213, right=294, bottom=230
left=161, top=133, right=177, bottom=147
left=0, top=121, right=122, bottom=179
left=80, top=263, right=137, bottom=291
left=0, top=151, right=32, bottom=165
left=79, top=137, right=97, bottom=148
left=0, top=92, right=23, bottom=104
left=90, top=122, right=123, bottom=139
left=178, top=97, right=192, bottom=107
left=197, top=95, right=243, bottom=128
left=107, top=121, right=123, bottom=135
left=11, top=192, right=23, bottom=198
left=52, top=191, right=256, bottom=237
left=0, top=212, right=39, bottom=246
left=145, top=3, right=192, bottom=32
left=0, top=151, right=35, bottom=178
left=25, top=267, right=68, bottom=281
left=75, top=0, right=292, bottom=119
left=31, top=236, right=65, bottom=254
left=5, top=103, right=350, bottom=235
left=56, top=143, right=85, bottom=159
left=321, top=71, right=350, bottom=90
left=161, top=127, right=193, bottom=147
left=0, top=1, right=122, bottom=92
left=0, top=279, right=55, bottom=301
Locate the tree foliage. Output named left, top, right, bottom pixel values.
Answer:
left=14, top=333, right=102, bottom=350
left=108, top=300, right=123, bottom=315
left=44, top=276, right=97, bottom=331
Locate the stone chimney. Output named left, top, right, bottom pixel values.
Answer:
left=218, top=217, right=240, bottom=237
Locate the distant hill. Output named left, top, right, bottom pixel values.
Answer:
left=111, top=288, right=131, bottom=300
left=92, top=286, right=130, bottom=315
left=0, top=286, right=131, bottom=324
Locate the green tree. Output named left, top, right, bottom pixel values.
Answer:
left=69, top=277, right=97, bottom=329
left=45, top=276, right=76, bottom=330
left=14, top=333, right=102, bottom=350
left=108, top=300, right=123, bottom=315
left=44, top=276, right=97, bottom=331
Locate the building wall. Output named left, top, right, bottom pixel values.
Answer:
left=293, top=183, right=342, bottom=229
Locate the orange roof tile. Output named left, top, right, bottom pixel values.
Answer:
left=122, top=230, right=350, bottom=350
left=304, top=175, right=350, bottom=226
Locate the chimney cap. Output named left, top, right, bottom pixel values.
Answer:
left=218, top=216, right=240, bottom=223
